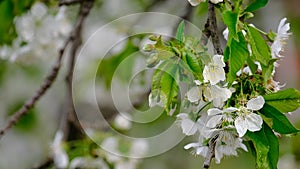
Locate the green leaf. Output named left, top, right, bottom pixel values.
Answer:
left=160, top=64, right=179, bottom=113
left=246, top=125, right=270, bottom=169
left=247, top=25, right=271, bottom=66
left=228, top=32, right=249, bottom=84
left=222, top=10, right=239, bottom=41
left=264, top=88, right=300, bottom=113
left=184, top=51, right=203, bottom=81
left=176, top=21, right=185, bottom=42
left=245, top=0, right=268, bottom=12
left=263, top=123, right=279, bottom=169
left=246, top=123, right=279, bottom=169
left=246, top=57, right=258, bottom=74
left=260, top=103, right=299, bottom=134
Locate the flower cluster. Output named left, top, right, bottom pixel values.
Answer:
left=0, top=2, right=72, bottom=63
left=176, top=54, right=265, bottom=162
left=144, top=8, right=296, bottom=165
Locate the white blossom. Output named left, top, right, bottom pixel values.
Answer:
left=203, top=55, right=226, bottom=85
left=203, top=85, right=232, bottom=108
left=271, top=18, right=291, bottom=58
left=184, top=130, right=247, bottom=164
left=51, top=131, right=69, bottom=169
left=70, top=157, right=109, bottom=169
left=0, top=2, right=72, bottom=63
left=186, top=86, right=202, bottom=103
left=176, top=113, right=199, bottom=136
left=206, top=107, right=237, bottom=128
left=114, top=112, right=132, bottom=130
left=234, top=96, right=265, bottom=137
left=214, top=131, right=248, bottom=163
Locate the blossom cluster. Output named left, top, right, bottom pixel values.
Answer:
left=0, top=2, right=72, bottom=63
left=174, top=17, right=291, bottom=163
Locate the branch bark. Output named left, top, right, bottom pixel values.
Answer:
left=63, top=0, right=95, bottom=140
left=200, top=2, right=223, bottom=169
left=200, top=2, right=223, bottom=55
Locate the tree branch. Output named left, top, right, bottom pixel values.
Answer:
left=203, top=136, right=217, bottom=169
left=200, top=2, right=223, bottom=169
left=59, top=0, right=83, bottom=6
left=63, top=0, right=95, bottom=140
left=200, top=2, right=223, bottom=55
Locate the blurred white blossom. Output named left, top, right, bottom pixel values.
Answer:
left=114, top=112, right=132, bottom=130
left=51, top=130, right=69, bottom=169
left=0, top=2, right=72, bottom=63
left=271, top=18, right=291, bottom=58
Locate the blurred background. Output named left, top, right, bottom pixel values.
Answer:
left=0, top=0, right=299, bottom=169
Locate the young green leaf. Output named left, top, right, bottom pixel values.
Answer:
left=176, top=21, right=185, bottom=43
left=244, top=0, right=268, bottom=12
left=184, top=51, right=203, bottom=81
left=264, top=88, right=300, bottom=113
left=246, top=25, right=271, bottom=66
left=260, top=103, right=299, bottom=134
left=228, top=32, right=249, bottom=84
left=160, top=65, right=179, bottom=113
left=222, top=10, right=239, bottom=41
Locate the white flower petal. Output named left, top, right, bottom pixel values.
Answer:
left=210, top=0, right=223, bottom=4
left=223, top=28, right=229, bottom=41
left=246, top=96, right=265, bottom=111
left=194, top=80, right=202, bottom=86
left=177, top=113, right=198, bottom=135
left=184, top=142, right=200, bottom=150
left=187, top=87, right=201, bottom=103
left=207, top=108, right=222, bottom=116
left=206, top=115, right=223, bottom=128
left=214, top=146, right=223, bottom=164
left=188, top=0, right=203, bottom=6
left=235, top=117, right=248, bottom=137
left=213, top=55, right=226, bottom=67
left=246, top=113, right=263, bottom=132
left=223, top=107, right=238, bottom=113
left=196, top=146, right=209, bottom=157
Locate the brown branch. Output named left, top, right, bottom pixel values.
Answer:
left=63, top=0, right=95, bottom=140
left=59, top=0, right=83, bottom=6
left=200, top=2, right=223, bottom=55
left=203, top=136, right=217, bottom=169
left=200, top=2, right=223, bottom=169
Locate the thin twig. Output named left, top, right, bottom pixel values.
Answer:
left=63, top=0, right=95, bottom=139
left=59, top=0, right=83, bottom=6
